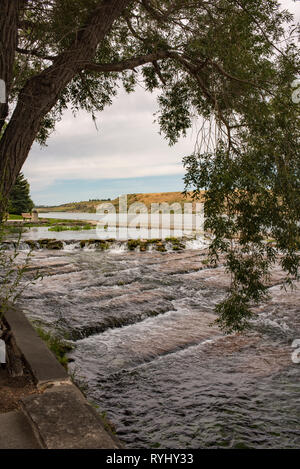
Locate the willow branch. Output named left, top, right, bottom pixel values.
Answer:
left=85, top=50, right=171, bottom=73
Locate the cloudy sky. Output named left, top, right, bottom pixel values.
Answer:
left=22, top=0, right=300, bottom=206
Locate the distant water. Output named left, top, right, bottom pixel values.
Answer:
left=17, top=247, right=300, bottom=449
left=21, top=226, right=122, bottom=241
left=39, top=212, right=102, bottom=221
left=37, top=212, right=204, bottom=239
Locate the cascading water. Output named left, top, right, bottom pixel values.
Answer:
left=14, top=245, right=300, bottom=449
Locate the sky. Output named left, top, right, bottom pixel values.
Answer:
left=22, top=0, right=300, bottom=206
left=23, top=88, right=196, bottom=205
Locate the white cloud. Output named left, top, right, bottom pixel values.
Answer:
left=280, top=0, right=300, bottom=20
left=23, top=1, right=299, bottom=201
left=23, top=86, right=194, bottom=193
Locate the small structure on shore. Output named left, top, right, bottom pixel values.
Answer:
left=21, top=213, right=32, bottom=222
left=31, top=209, right=39, bottom=223
left=21, top=209, right=39, bottom=223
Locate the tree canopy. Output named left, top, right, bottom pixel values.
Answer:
left=0, top=0, right=299, bottom=331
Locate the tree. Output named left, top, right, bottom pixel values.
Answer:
left=184, top=59, right=300, bottom=331
left=0, top=0, right=299, bottom=331
left=8, top=172, right=34, bottom=215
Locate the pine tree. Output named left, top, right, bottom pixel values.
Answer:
left=8, top=173, right=34, bottom=215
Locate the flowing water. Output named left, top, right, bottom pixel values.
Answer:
left=15, top=243, right=300, bottom=449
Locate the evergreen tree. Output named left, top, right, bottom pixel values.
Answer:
left=8, top=173, right=34, bottom=215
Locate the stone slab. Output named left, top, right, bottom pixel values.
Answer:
left=21, top=385, right=121, bottom=449
left=4, top=306, right=70, bottom=388
left=0, top=411, right=41, bottom=449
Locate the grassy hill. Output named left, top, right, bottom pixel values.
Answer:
left=37, top=191, right=205, bottom=213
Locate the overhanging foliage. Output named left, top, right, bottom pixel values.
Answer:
left=0, top=0, right=299, bottom=331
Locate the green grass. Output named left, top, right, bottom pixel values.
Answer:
left=48, top=225, right=68, bottom=232
left=23, top=218, right=94, bottom=228
left=48, top=224, right=93, bottom=232
left=8, top=214, right=23, bottom=220
left=34, top=326, right=73, bottom=369
left=201, top=258, right=210, bottom=265
left=99, top=411, right=117, bottom=435
left=44, top=218, right=80, bottom=225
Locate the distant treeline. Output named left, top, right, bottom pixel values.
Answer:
left=36, top=198, right=111, bottom=208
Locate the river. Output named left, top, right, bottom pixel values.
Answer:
left=14, top=241, right=300, bottom=449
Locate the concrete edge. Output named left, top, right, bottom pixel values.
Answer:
left=2, top=305, right=123, bottom=449
left=0, top=411, right=42, bottom=449
left=3, top=305, right=70, bottom=388
left=20, top=384, right=123, bottom=449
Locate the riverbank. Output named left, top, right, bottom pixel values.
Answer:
left=0, top=306, right=122, bottom=449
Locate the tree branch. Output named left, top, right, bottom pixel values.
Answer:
left=152, top=60, right=166, bottom=85
left=16, top=47, right=56, bottom=61
left=208, top=59, right=270, bottom=89
left=141, top=0, right=184, bottom=23
left=85, top=50, right=171, bottom=73
left=0, top=0, right=133, bottom=198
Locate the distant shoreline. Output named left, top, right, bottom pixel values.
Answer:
left=36, top=191, right=204, bottom=214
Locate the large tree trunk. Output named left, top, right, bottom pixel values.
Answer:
left=0, top=0, right=132, bottom=219
left=0, top=0, right=24, bottom=133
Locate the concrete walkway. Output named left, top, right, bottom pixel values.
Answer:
left=0, top=411, right=41, bottom=449
left=1, top=306, right=123, bottom=449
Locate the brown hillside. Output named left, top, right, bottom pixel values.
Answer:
left=38, top=191, right=205, bottom=213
